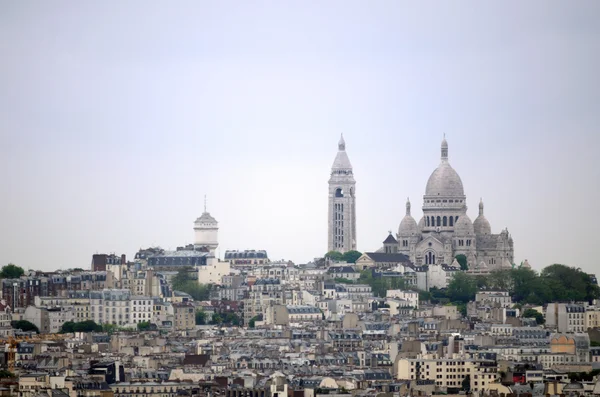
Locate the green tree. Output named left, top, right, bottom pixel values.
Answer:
left=325, top=251, right=344, bottom=261
left=455, top=254, right=468, bottom=271
left=171, top=267, right=213, bottom=301
left=211, top=313, right=223, bottom=324
left=102, top=324, right=118, bottom=334
left=418, top=291, right=432, bottom=302
left=341, top=250, right=362, bottom=264
left=522, top=308, right=545, bottom=325
left=72, top=320, right=102, bottom=332
left=60, top=321, right=75, bottom=333
left=137, top=321, right=151, bottom=331
left=11, top=320, right=39, bottom=333
left=334, top=277, right=354, bottom=284
left=447, top=272, right=477, bottom=303
left=0, top=370, right=16, bottom=378
left=195, top=310, right=207, bottom=325
left=462, top=375, right=471, bottom=392
left=0, top=263, right=24, bottom=279
left=358, top=270, right=405, bottom=297
left=248, top=314, right=262, bottom=329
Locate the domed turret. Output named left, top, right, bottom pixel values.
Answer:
left=331, top=133, right=353, bottom=171
left=522, top=259, right=531, bottom=269
left=424, top=137, right=465, bottom=197
left=473, top=198, right=492, bottom=235
left=501, top=258, right=513, bottom=269
left=398, top=198, right=419, bottom=236
left=194, top=196, right=219, bottom=254
left=454, top=214, right=474, bottom=236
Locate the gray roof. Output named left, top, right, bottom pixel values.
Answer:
left=364, top=252, right=411, bottom=263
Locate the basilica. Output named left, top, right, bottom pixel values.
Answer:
left=390, top=137, right=514, bottom=270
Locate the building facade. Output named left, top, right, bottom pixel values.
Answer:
left=328, top=135, right=357, bottom=253
left=394, top=138, right=514, bottom=269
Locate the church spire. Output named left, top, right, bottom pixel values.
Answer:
left=441, top=134, right=448, bottom=161
left=406, top=197, right=411, bottom=216
left=338, top=134, right=346, bottom=151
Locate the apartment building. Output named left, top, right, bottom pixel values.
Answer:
left=396, top=353, right=499, bottom=393
left=546, top=303, right=586, bottom=333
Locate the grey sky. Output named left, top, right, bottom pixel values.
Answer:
left=1, top=1, right=599, bottom=273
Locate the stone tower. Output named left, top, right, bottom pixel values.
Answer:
left=328, top=134, right=356, bottom=253
left=194, top=197, right=219, bottom=255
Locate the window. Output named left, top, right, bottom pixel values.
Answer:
left=449, top=217, right=454, bottom=226
left=443, top=216, right=447, bottom=226
left=437, top=216, right=441, bottom=227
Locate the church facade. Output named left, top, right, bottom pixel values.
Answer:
left=390, top=138, right=514, bottom=271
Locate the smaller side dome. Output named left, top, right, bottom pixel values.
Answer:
left=521, top=259, right=531, bottom=269
left=473, top=198, right=491, bottom=235
left=454, top=214, right=474, bottom=236
left=418, top=217, right=425, bottom=230
left=398, top=198, right=419, bottom=236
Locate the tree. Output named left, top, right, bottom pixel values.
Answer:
left=0, top=263, right=24, bottom=279
left=447, top=272, right=477, bottom=303
left=462, top=375, right=471, bottom=392
left=211, top=313, right=223, bottom=324
left=325, top=251, right=343, bottom=261
left=334, top=278, right=354, bottom=284
left=248, top=314, right=263, bottom=329
left=137, top=321, right=151, bottom=331
left=358, top=270, right=405, bottom=297
left=171, top=267, right=213, bottom=301
left=102, top=324, right=118, bottom=334
left=196, top=310, right=207, bottom=325
left=341, top=250, right=362, bottom=264
left=455, top=254, right=468, bottom=271
left=61, top=320, right=102, bottom=333
left=11, top=320, right=39, bottom=333
left=0, top=370, right=15, bottom=378
left=74, top=320, right=103, bottom=332
left=522, top=308, right=545, bottom=325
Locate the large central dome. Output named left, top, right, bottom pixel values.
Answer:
left=425, top=137, right=465, bottom=197
left=425, top=162, right=465, bottom=197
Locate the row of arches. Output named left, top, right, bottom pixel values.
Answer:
left=426, top=215, right=459, bottom=227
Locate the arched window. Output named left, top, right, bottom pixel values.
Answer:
left=335, top=188, right=344, bottom=197
left=449, top=217, right=454, bottom=227
left=443, top=216, right=447, bottom=226
left=426, top=217, right=430, bottom=227
left=431, top=216, right=435, bottom=227
left=437, top=216, right=441, bottom=227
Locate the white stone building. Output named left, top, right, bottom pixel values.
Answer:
left=194, top=199, right=218, bottom=255
left=394, top=138, right=514, bottom=269
left=328, top=135, right=357, bottom=253
left=546, top=303, right=586, bottom=333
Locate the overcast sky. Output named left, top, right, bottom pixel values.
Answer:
left=1, top=1, right=599, bottom=274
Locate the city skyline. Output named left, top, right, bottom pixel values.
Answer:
left=1, top=2, right=599, bottom=273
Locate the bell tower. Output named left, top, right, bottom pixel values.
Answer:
left=328, top=135, right=357, bottom=253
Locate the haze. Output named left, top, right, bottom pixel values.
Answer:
left=1, top=2, right=599, bottom=273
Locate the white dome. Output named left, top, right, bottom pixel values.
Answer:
left=195, top=211, right=217, bottom=225
left=522, top=259, right=531, bottom=269
left=473, top=215, right=491, bottom=235
left=398, top=215, right=419, bottom=236
left=454, top=214, right=474, bottom=236
left=473, top=199, right=491, bottom=235
left=398, top=198, right=419, bottom=236
left=425, top=138, right=464, bottom=197
left=425, top=162, right=465, bottom=197
left=418, top=216, right=425, bottom=230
